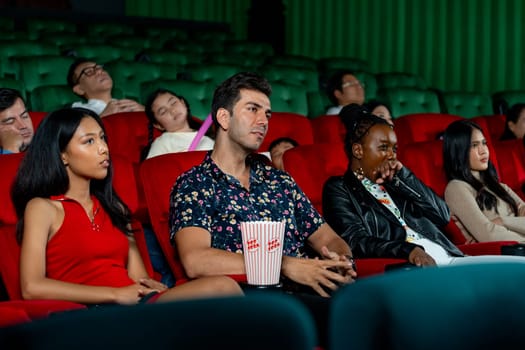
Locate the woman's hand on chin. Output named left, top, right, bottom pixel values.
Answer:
left=374, top=160, right=403, bottom=184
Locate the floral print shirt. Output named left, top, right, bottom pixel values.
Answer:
left=169, top=152, right=324, bottom=257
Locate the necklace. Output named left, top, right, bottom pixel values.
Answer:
left=90, top=203, right=101, bottom=232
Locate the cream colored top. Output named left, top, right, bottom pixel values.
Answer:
left=444, top=177, right=525, bottom=243
left=146, top=132, right=214, bottom=159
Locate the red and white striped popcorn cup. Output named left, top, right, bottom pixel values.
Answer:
left=240, top=220, right=286, bottom=286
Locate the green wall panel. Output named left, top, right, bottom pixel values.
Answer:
left=127, top=0, right=523, bottom=94
left=126, top=0, right=250, bottom=39
left=283, top=0, right=524, bottom=94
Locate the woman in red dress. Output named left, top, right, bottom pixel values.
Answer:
left=12, top=107, right=242, bottom=305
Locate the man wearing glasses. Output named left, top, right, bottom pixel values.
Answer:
left=325, top=70, right=365, bottom=115
left=67, top=58, right=144, bottom=117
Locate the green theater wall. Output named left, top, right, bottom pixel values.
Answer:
left=127, top=0, right=524, bottom=94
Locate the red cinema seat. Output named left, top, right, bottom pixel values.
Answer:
left=102, top=111, right=157, bottom=224
left=393, top=113, right=462, bottom=153
left=102, top=111, right=154, bottom=164
left=102, top=111, right=205, bottom=224
left=399, top=140, right=449, bottom=198
left=28, top=111, right=47, bottom=131
left=259, top=112, right=314, bottom=152
left=0, top=153, right=86, bottom=319
left=111, top=155, right=155, bottom=278
left=310, top=114, right=345, bottom=144
left=0, top=303, right=31, bottom=327
left=0, top=153, right=24, bottom=226
left=493, top=139, right=525, bottom=200
left=140, top=151, right=209, bottom=284
left=400, top=139, right=516, bottom=252
left=472, top=114, right=507, bottom=144
left=400, top=140, right=466, bottom=245
left=394, top=113, right=500, bottom=168
left=283, top=143, right=347, bottom=215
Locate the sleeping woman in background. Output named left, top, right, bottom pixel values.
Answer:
left=142, top=88, right=214, bottom=160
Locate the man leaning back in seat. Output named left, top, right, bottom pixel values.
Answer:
left=0, top=88, right=34, bottom=155
left=67, top=57, right=144, bottom=117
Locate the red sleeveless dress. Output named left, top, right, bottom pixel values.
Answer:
left=46, top=195, right=134, bottom=288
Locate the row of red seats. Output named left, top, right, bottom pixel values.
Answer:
left=137, top=139, right=521, bottom=283
left=94, top=109, right=525, bottom=278
left=0, top=110, right=390, bottom=325
left=393, top=113, right=525, bottom=202
left=93, top=111, right=525, bottom=213
left=14, top=110, right=525, bottom=241
left=308, top=112, right=524, bottom=201
left=1, top=110, right=520, bottom=326
left=17, top=110, right=525, bottom=249
left=280, top=113, right=523, bottom=274
left=95, top=108, right=523, bottom=255
left=1, top=108, right=310, bottom=324
left=29, top=110, right=516, bottom=186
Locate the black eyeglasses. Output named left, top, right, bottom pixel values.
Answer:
left=75, top=64, right=104, bottom=84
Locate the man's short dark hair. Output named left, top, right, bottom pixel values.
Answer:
left=211, top=72, right=272, bottom=127
left=326, top=70, right=354, bottom=106
left=0, top=88, right=24, bottom=113
left=268, top=137, right=299, bottom=153
left=67, top=57, right=92, bottom=88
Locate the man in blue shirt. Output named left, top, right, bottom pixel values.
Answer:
left=170, top=72, right=356, bottom=297
left=0, top=88, right=33, bottom=155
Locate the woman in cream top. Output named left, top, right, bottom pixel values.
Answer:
left=143, top=88, right=214, bottom=160
left=443, top=119, right=525, bottom=242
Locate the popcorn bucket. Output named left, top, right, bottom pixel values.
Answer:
left=240, top=221, right=285, bottom=286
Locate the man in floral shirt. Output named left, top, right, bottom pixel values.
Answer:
left=170, top=72, right=356, bottom=297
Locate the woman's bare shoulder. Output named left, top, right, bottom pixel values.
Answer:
left=24, top=197, right=64, bottom=239
left=26, top=197, right=58, bottom=211
left=25, top=197, right=63, bottom=221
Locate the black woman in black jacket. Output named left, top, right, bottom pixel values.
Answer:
left=322, top=104, right=464, bottom=266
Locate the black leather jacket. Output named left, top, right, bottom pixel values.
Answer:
left=322, top=166, right=464, bottom=259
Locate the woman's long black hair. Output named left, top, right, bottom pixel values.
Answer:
left=141, top=88, right=204, bottom=161
left=12, top=107, right=132, bottom=242
left=443, top=119, right=518, bottom=215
